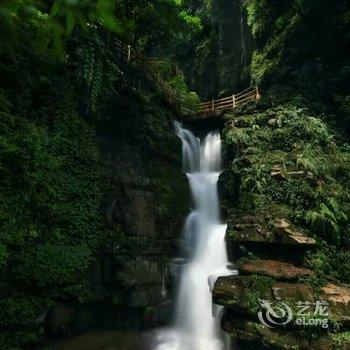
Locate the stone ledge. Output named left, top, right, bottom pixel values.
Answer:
left=213, top=276, right=350, bottom=324
left=237, top=258, right=314, bottom=280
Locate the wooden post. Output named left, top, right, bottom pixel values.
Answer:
left=233, top=94, right=236, bottom=108
left=127, top=45, right=131, bottom=62
left=212, top=99, right=214, bottom=111
left=256, top=86, right=261, bottom=100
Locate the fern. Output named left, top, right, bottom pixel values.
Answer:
left=306, top=198, right=348, bottom=245
left=296, top=143, right=330, bottom=176
left=227, top=127, right=251, bottom=149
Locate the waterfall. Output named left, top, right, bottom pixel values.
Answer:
left=155, top=122, right=236, bottom=350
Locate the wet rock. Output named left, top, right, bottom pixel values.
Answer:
left=144, top=300, right=173, bottom=327
left=237, top=258, right=314, bottom=280
left=129, top=284, right=163, bottom=308
left=214, top=275, right=350, bottom=324
left=229, top=215, right=269, bottom=243
left=322, top=283, right=350, bottom=305
left=124, top=189, right=157, bottom=237
left=118, top=260, right=162, bottom=287
left=321, top=284, right=350, bottom=322
left=213, top=276, right=273, bottom=316
left=221, top=317, right=335, bottom=350
left=213, top=276, right=314, bottom=316
left=271, top=282, right=314, bottom=303
left=229, top=216, right=316, bottom=247
left=273, top=219, right=316, bottom=245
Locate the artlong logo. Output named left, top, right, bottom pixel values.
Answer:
left=258, top=299, right=330, bottom=329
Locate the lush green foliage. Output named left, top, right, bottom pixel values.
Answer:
left=0, top=81, right=101, bottom=347
left=305, top=244, right=350, bottom=285
left=169, top=75, right=200, bottom=111
left=0, top=0, right=199, bottom=348
left=244, top=0, right=350, bottom=131
left=223, top=96, right=350, bottom=249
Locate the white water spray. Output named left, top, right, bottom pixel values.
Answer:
left=155, top=122, right=236, bottom=350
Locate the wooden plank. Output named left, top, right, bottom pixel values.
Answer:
left=235, top=91, right=256, bottom=101
left=236, top=96, right=256, bottom=105
left=214, top=102, right=232, bottom=108
left=235, top=86, right=256, bottom=97
left=214, top=96, right=233, bottom=103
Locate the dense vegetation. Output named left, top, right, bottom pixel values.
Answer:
left=223, top=94, right=350, bottom=283
left=0, top=1, right=197, bottom=348
left=220, top=2, right=350, bottom=346
left=244, top=0, right=350, bottom=130
left=235, top=0, right=350, bottom=282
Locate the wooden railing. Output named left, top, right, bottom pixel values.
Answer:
left=115, top=39, right=181, bottom=112
left=115, top=39, right=260, bottom=117
left=199, top=86, right=260, bottom=115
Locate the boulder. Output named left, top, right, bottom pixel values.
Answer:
left=213, top=275, right=350, bottom=324
left=271, top=282, right=314, bottom=303
left=237, top=258, right=314, bottom=280
left=273, top=219, right=316, bottom=245
left=129, top=284, right=163, bottom=308
left=118, top=260, right=162, bottom=287
left=321, top=284, right=350, bottom=322
left=229, top=216, right=316, bottom=247
left=322, top=284, right=350, bottom=305
left=221, top=317, right=337, bottom=350
left=213, top=276, right=273, bottom=316
left=229, top=215, right=269, bottom=243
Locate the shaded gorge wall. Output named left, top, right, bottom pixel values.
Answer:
left=181, top=0, right=255, bottom=99
left=46, top=92, right=188, bottom=337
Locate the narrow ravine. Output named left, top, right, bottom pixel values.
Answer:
left=155, top=122, right=236, bottom=350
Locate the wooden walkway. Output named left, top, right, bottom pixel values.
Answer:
left=198, top=86, right=260, bottom=116
left=115, top=39, right=260, bottom=117
left=115, top=39, right=181, bottom=112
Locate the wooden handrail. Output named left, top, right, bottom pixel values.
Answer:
left=199, top=86, right=260, bottom=114
left=114, top=38, right=182, bottom=111
left=114, top=38, right=261, bottom=117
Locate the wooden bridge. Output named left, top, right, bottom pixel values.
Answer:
left=198, top=86, right=260, bottom=116
left=115, top=39, right=260, bottom=117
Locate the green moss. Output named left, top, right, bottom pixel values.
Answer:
left=304, top=244, right=350, bottom=285
left=0, top=69, right=102, bottom=346
left=225, top=275, right=275, bottom=314
left=331, top=331, right=350, bottom=349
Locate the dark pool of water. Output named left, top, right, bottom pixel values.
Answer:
left=45, top=330, right=151, bottom=350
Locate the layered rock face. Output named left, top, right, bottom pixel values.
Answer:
left=216, top=97, right=350, bottom=349
left=46, top=97, right=188, bottom=335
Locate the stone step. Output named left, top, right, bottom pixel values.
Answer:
left=228, top=217, right=316, bottom=246
left=237, top=258, right=314, bottom=280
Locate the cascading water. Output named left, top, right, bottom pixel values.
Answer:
left=155, top=122, right=236, bottom=350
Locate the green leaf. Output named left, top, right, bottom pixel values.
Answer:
left=65, top=11, right=75, bottom=34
